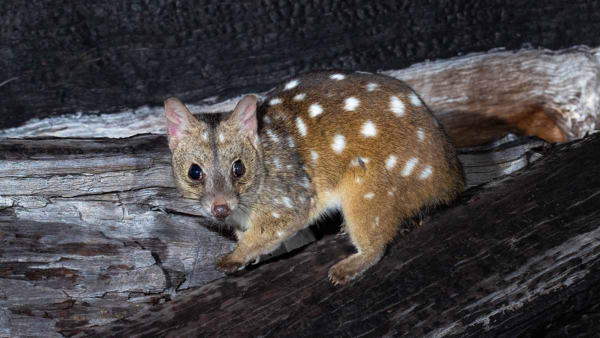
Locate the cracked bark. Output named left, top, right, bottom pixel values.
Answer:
left=0, top=132, right=549, bottom=337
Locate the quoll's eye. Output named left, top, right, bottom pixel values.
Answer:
left=188, top=164, right=203, bottom=181
left=232, top=160, right=246, bottom=178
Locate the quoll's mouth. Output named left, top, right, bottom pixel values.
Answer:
left=214, top=214, right=229, bottom=222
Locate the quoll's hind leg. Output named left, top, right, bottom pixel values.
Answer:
left=328, top=180, right=414, bottom=285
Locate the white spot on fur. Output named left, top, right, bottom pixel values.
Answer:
left=311, top=150, right=319, bottom=164
left=345, top=97, right=360, bottom=111
left=202, top=132, right=208, bottom=141
left=331, top=134, right=346, bottom=154
left=286, top=164, right=293, bottom=170
left=390, top=96, right=405, bottom=117
left=287, top=136, right=295, bottom=148
left=272, top=212, right=280, bottom=219
left=410, top=93, right=422, bottom=107
left=296, top=117, right=307, bottom=137
left=330, top=74, right=345, bottom=80
left=300, top=177, right=310, bottom=188
left=375, top=217, right=380, bottom=226
left=387, top=191, right=393, bottom=196
left=350, top=157, right=370, bottom=167
left=355, top=177, right=362, bottom=184
left=273, top=157, right=282, bottom=169
left=294, top=93, right=306, bottom=101
left=277, top=231, right=284, bottom=237
left=263, top=116, right=271, bottom=124
left=269, top=98, right=282, bottom=105
left=283, top=197, right=293, bottom=208
left=355, top=70, right=371, bottom=74
left=420, top=165, right=433, bottom=179
left=402, top=157, right=419, bottom=177
left=309, top=104, right=323, bottom=118
left=266, top=129, right=279, bottom=143
left=218, top=133, right=225, bottom=143
left=364, top=193, right=375, bottom=199
left=417, top=128, right=424, bottom=141
left=361, top=120, right=377, bottom=137
left=366, top=83, right=378, bottom=92
left=285, top=80, right=299, bottom=90
left=386, top=155, right=398, bottom=170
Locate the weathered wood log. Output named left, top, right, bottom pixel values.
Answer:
left=2, top=47, right=598, bottom=147
left=387, top=47, right=600, bottom=146
left=2, top=0, right=600, bottom=130
left=0, top=133, right=547, bottom=337
left=79, top=132, right=600, bottom=338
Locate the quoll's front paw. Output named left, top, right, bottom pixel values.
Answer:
left=215, top=254, right=246, bottom=274
left=328, top=260, right=359, bottom=286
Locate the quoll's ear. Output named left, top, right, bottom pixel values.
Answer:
left=164, top=98, right=197, bottom=151
left=230, top=95, right=259, bottom=147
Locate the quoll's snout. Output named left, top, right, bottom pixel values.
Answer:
left=211, top=203, right=231, bottom=220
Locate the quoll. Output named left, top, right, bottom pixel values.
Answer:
left=165, top=71, right=464, bottom=285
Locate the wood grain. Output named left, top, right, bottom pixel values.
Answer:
left=0, top=133, right=547, bottom=336
left=386, top=47, right=600, bottom=146
left=81, top=133, right=600, bottom=338
left=2, top=48, right=598, bottom=147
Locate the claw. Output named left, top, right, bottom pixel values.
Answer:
left=215, top=255, right=246, bottom=273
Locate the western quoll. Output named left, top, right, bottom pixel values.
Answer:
left=165, top=71, right=464, bottom=284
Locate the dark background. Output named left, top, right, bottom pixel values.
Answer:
left=1, top=0, right=599, bottom=130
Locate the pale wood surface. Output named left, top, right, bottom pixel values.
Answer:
left=387, top=46, right=600, bottom=146
left=0, top=133, right=547, bottom=336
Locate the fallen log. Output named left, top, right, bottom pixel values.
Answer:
left=0, top=133, right=547, bottom=337
left=80, top=133, right=600, bottom=338
left=2, top=47, right=599, bottom=147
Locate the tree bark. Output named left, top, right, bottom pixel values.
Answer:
left=79, top=132, right=600, bottom=338
left=0, top=133, right=548, bottom=337
left=2, top=0, right=600, bottom=129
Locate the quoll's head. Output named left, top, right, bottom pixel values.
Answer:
left=164, top=95, right=262, bottom=222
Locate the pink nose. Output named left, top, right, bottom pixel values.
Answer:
left=211, top=204, right=231, bottom=219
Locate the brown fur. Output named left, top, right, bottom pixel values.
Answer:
left=165, top=71, right=464, bottom=285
